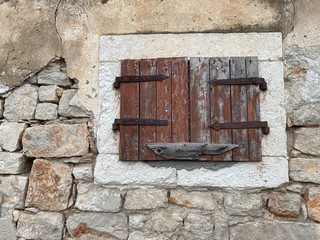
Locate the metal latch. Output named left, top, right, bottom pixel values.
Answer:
left=113, top=118, right=168, bottom=131
left=210, top=121, right=270, bottom=134
left=114, top=75, right=168, bottom=89
left=209, top=77, right=267, bottom=91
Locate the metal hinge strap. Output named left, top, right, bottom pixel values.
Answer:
left=210, top=121, right=270, bottom=134
left=114, top=75, right=168, bottom=89
left=208, top=77, right=267, bottom=91
left=113, top=118, right=168, bottom=131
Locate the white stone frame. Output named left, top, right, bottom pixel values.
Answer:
left=96, top=33, right=288, bottom=189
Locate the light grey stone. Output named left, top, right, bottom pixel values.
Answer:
left=230, top=221, right=320, bottom=240
left=66, top=212, right=128, bottom=240
left=289, top=158, right=320, bottom=183
left=0, top=99, right=4, bottom=118
left=38, top=85, right=63, bottom=103
left=129, top=214, right=147, bottom=229
left=0, top=216, right=16, bottom=240
left=17, top=211, right=64, bottom=240
left=294, top=128, right=320, bottom=156
left=26, top=75, right=37, bottom=84
left=75, top=183, right=121, bottom=212
left=224, top=193, right=262, bottom=217
left=22, top=123, right=89, bottom=158
left=58, top=90, right=89, bottom=117
left=291, top=104, right=320, bottom=126
left=128, top=231, right=145, bottom=240
left=38, top=61, right=72, bottom=86
left=267, top=192, right=301, bottom=217
left=25, top=159, right=72, bottom=211
left=125, top=188, right=168, bottom=210
left=62, top=154, right=94, bottom=163
left=3, top=84, right=38, bottom=120
left=0, top=152, right=31, bottom=174
left=307, top=187, right=320, bottom=222
left=35, top=103, right=58, bottom=120
left=286, top=183, right=304, bottom=193
left=169, top=189, right=215, bottom=210
left=0, top=122, right=26, bottom=152
left=183, top=213, right=213, bottom=240
left=73, top=163, right=93, bottom=181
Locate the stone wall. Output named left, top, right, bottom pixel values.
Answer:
left=0, top=0, right=320, bottom=239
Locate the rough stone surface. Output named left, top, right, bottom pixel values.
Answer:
left=25, top=159, right=72, bottom=211
left=230, top=221, right=320, bottom=240
left=307, top=187, right=320, bottom=222
left=289, top=158, right=320, bottom=183
left=39, top=85, right=63, bottom=103
left=22, top=123, right=89, bottom=158
left=0, top=152, right=30, bottom=174
left=38, top=61, right=71, bottom=86
left=75, top=183, right=121, bottom=212
left=169, top=189, right=215, bottom=210
left=0, top=216, right=16, bottom=240
left=35, top=103, right=58, bottom=120
left=291, top=104, right=320, bottom=126
left=183, top=213, right=213, bottom=240
left=129, top=215, right=147, bottom=230
left=17, top=211, right=64, bottom=240
left=3, top=84, right=38, bottom=120
left=58, top=89, right=90, bottom=117
left=0, top=121, right=26, bottom=152
left=73, top=163, right=93, bottom=181
left=125, top=188, right=168, bottom=210
left=267, top=192, right=301, bottom=217
left=293, top=128, right=320, bottom=156
left=0, top=99, right=3, bottom=118
left=224, top=193, right=262, bottom=216
left=66, top=212, right=128, bottom=240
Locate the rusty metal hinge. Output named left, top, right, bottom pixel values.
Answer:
left=114, top=75, right=168, bottom=89
left=210, top=121, right=270, bottom=134
left=113, top=118, right=168, bottom=131
left=208, top=77, right=267, bottom=91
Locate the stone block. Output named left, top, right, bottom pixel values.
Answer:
left=169, top=189, right=215, bottom=210
left=73, top=163, right=93, bottom=181
left=25, top=159, right=72, bottom=211
left=0, top=216, right=16, bottom=240
left=3, top=84, right=38, bottom=120
left=124, top=188, right=168, bottom=210
left=267, top=192, right=301, bottom=217
left=0, top=152, right=31, bottom=174
left=0, top=99, right=4, bottom=118
left=289, top=158, right=320, bottom=183
left=291, top=103, right=320, bottom=126
left=58, top=89, right=89, bottom=117
left=35, top=103, right=58, bottom=120
left=66, top=212, right=128, bottom=240
left=293, top=128, right=320, bottom=156
left=307, top=187, right=320, bottom=222
left=224, top=193, right=262, bottom=217
left=22, top=123, right=89, bottom=158
left=230, top=221, right=320, bottom=240
left=38, top=61, right=72, bottom=86
left=129, top=215, right=147, bottom=229
left=17, top=211, right=64, bottom=240
left=38, top=85, right=63, bottom=103
left=183, top=213, right=213, bottom=240
left=0, top=122, right=26, bottom=152
left=75, top=183, right=121, bottom=212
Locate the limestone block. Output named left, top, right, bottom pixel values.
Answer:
left=129, top=215, right=147, bottom=229
left=128, top=232, right=145, bottom=240
left=293, top=128, right=320, bottom=156
left=0, top=216, right=16, bottom=240
left=124, top=188, right=168, bottom=210
left=230, top=221, right=320, bottom=240
left=183, top=213, right=213, bottom=240
left=38, top=85, right=63, bottom=103
left=289, top=158, right=320, bottom=183
left=75, top=183, right=121, bottom=212
left=169, top=189, right=216, bottom=210
left=0, top=152, right=31, bottom=174
left=291, top=104, right=320, bottom=126
left=3, top=84, right=38, bottom=120
left=17, top=211, right=64, bottom=240
left=0, top=99, right=4, bottom=118
left=25, top=159, right=72, bottom=211
left=224, top=193, right=262, bottom=217
left=267, top=192, right=301, bottom=217
left=307, top=187, right=320, bottom=222
left=73, top=163, right=93, bottom=181
left=38, top=61, right=71, bottom=86
left=22, top=123, right=89, bottom=158
left=35, top=103, right=58, bottom=120
left=66, top=212, right=128, bottom=240
left=58, top=89, right=89, bottom=117
left=0, top=122, right=27, bottom=152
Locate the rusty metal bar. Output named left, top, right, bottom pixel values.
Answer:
left=114, top=75, right=168, bottom=89
left=208, top=77, right=267, bottom=91
left=210, top=121, right=270, bottom=134
left=113, top=118, right=168, bottom=131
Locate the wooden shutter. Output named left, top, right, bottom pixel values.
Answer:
left=114, top=57, right=268, bottom=161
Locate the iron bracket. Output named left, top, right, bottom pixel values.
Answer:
left=113, top=118, right=168, bottom=131
left=210, top=121, right=270, bottom=134
left=209, top=77, right=267, bottom=91
left=114, top=75, right=168, bottom=89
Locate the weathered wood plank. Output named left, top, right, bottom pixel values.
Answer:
left=246, top=57, right=262, bottom=161
left=230, top=57, right=249, bottom=161
left=119, top=59, right=140, bottom=160
left=210, top=57, right=232, bottom=161
left=156, top=58, right=172, bottom=160
left=139, top=59, right=157, bottom=160
left=171, top=58, right=189, bottom=142
left=147, top=142, right=238, bottom=160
